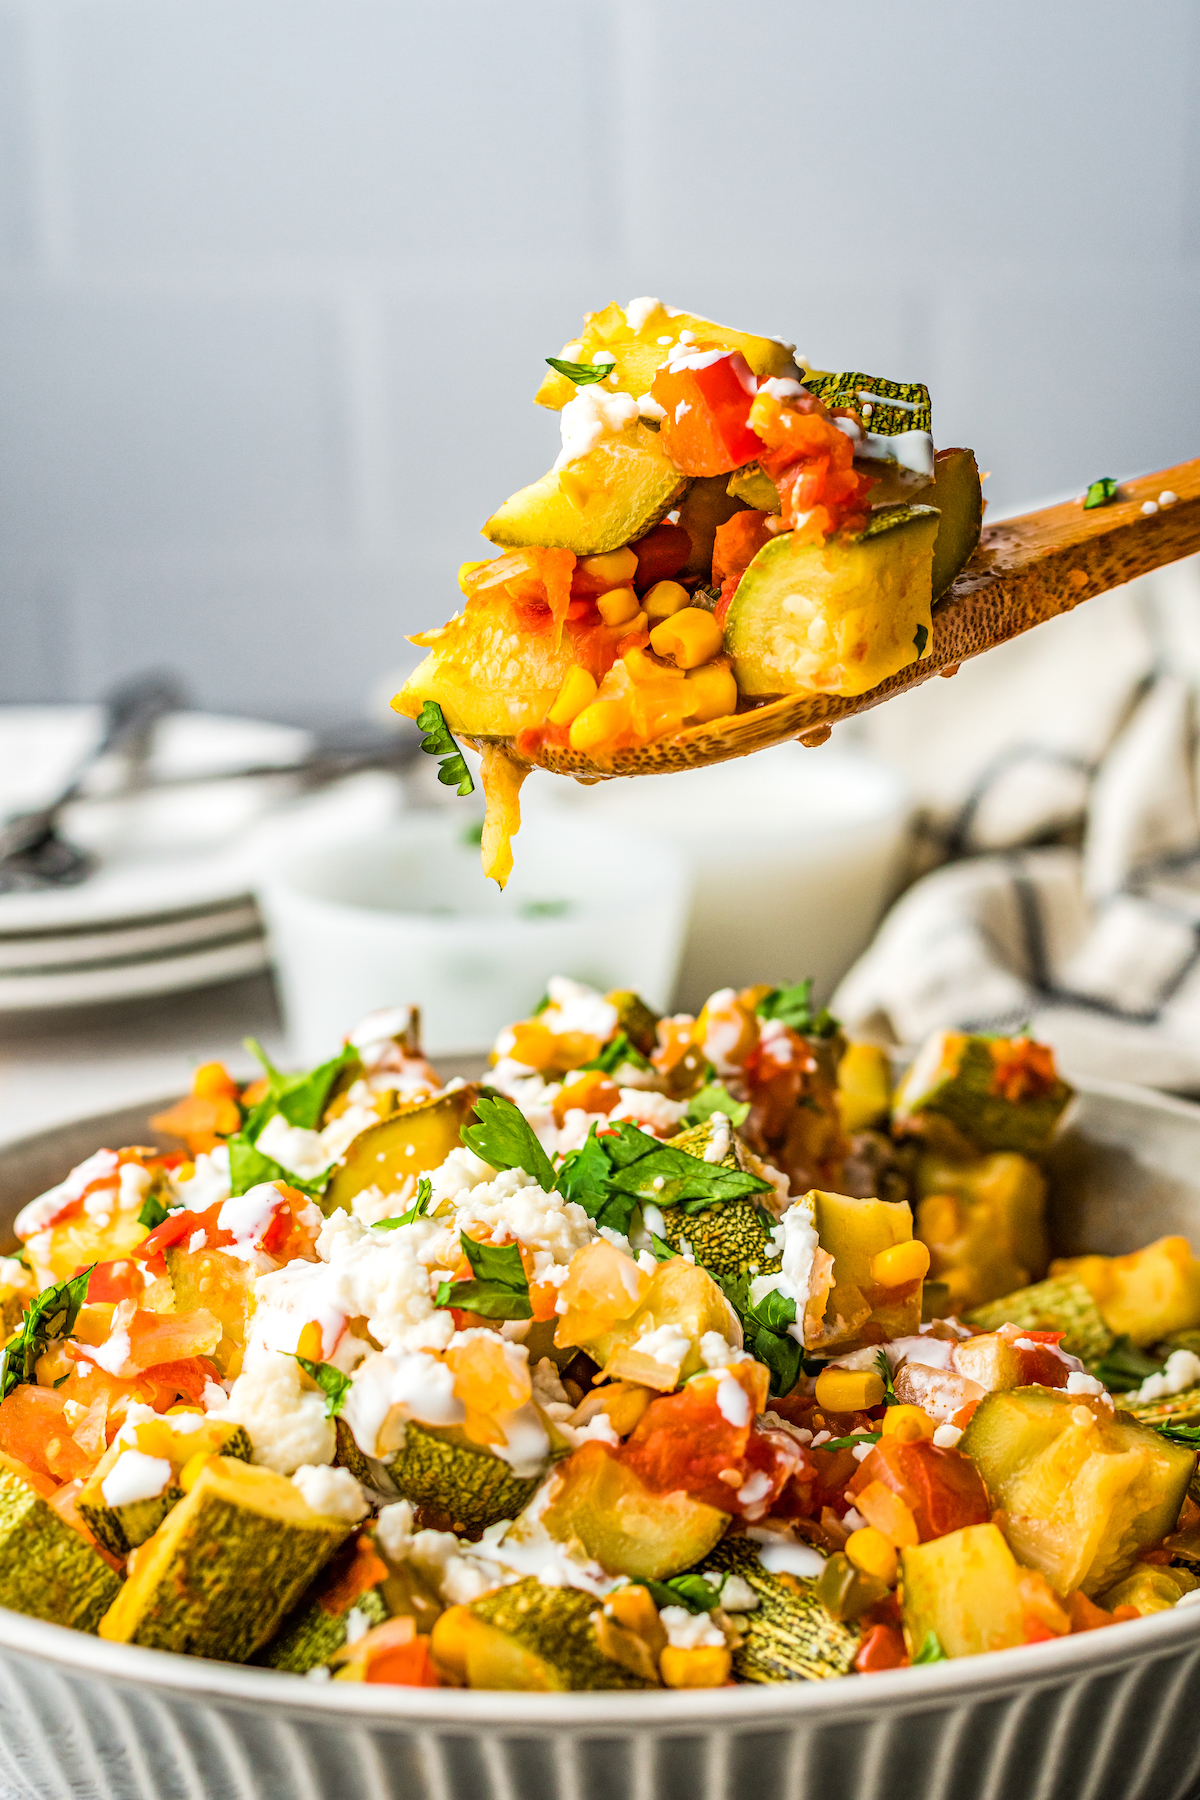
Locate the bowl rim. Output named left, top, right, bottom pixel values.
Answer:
left=3, top=1073, right=1200, bottom=1726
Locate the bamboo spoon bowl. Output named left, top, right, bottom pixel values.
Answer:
left=490, top=457, right=1200, bottom=780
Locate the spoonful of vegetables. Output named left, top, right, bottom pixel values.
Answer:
left=394, top=298, right=1200, bottom=884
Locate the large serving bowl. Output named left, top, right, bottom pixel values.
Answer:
left=2, top=1077, right=1200, bottom=1800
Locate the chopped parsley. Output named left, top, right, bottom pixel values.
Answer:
left=0, top=1266, right=95, bottom=1400
left=1083, top=477, right=1119, bottom=510
left=579, top=1032, right=651, bottom=1076
left=685, top=1080, right=750, bottom=1128
left=376, top=1176, right=433, bottom=1230
left=1151, top=1420, right=1200, bottom=1448
left=717, top=1273, right=803, bottom=1398
left=545, top=355, right=615, bottom=387
left=642, top=1571, right=722, bottom=1614
left=436, top=1236, right=532, bottom=1321
left=137, top=1193, right=171, bottom=1232
left=755, top=978, right=839, bottom=1039
left=415, top=700, right=474, bottom=798
left=292, top=1356, right=352, bottom=1418
left=821, top=1431, right=882, bottom=1451
left=555, top=1119, right=770, bottom=1238
left=912, top=1629, right=947, bottom=1664
left=460, top=1094, right=557, bottom=1194
left=875, top=1348, right=897, bottom=1405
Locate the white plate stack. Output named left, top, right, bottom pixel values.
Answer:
left=0, top=708, right=316, bottom=1011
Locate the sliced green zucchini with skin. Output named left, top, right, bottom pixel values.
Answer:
left=656, top=1197, right=778, bottom=1281
left=964, top=1272, right=1114, bottom=1364
left=727, top=463, right=781, bottom=513
left=322, top=1084, right=480, bottom=1216
left=98, top=1455, right=352, bottom=1662
left=334, top=1415, right=400, bottom=1497
left=483, top=427, right=688, bottom=557
left=385, top=1421, right=543, bottom=1532
left=910, top=448, right=984, bottom=599
left=462, top=1576, right=655, bottom=1690
left=893, top=1030, right=1073, bottom=1156
left=958, top=1387, right=1194, bottom=1596
left=901, top=1521, right=1039, bottom=1658
left=259, top=1529, right=443, bottom=1673
left=725, top=506, right=940, bottom=701
left=531, top=1440, right=728, bottom=1582
left=1097, top=1563, right=1198, bottom=1615
left=1125, top=1383, right=1200, bottom=1427
left=79, top=1416, right=252, bottom=1559
left=699, top=1535, right=861, bottom=1681
left=0, top=1463, right=120, bottom=1634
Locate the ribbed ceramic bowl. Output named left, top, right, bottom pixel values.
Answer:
left=1, top=1078, right=1200, bottom=1800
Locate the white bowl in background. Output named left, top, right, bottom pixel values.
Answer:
left=256, top=811, right=690, bottom=1059
left=525, top=744, right=912, bottom=1013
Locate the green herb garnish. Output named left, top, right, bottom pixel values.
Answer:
left=1151, top=1420, right=1200, bottom=1448
left=875, top=1348, right=897, bottom=1406
left=461, top=1094, right=557, bottom=1194
left=0, top=1266, right=95, bottom=1401
left=580, top=1032, right=651, bottom=1076
left=461, top=820, right=484, bottom=847
left=649, top=1232, right=679, bottom=1263
left=415, top=700, right=474, bottom=798
left=1083, top=477, right=1119, bottom=510
left=226, top=1135, right=327, bottom=1202
left=642, top=1572, right=722, bottom=1614
left=913, top=622, right=929, bottom=657
left=375, top=1176, right=433, bottom=1230
left=717, top=1274, right=803, bottom=1398
left=1089, top=1335, right=1164, bottom=1393
left=912, top=1630, right=947, bottom=1664
left=545, top=355, right=615, bottom=387
left=755, top=979, right=839, bottom=1039
left=244, top=1038, right=358, bottom=1135
left=293, top=1355, right=352, bottom=1418
left=555, top=1119, right=770, bottom=1240
left=820, top=1431, right=883, bottom=1451
left=137, top=1193, right=170, bottom=1232
left=685, top=1081, right=750, bottom=1128
left=436, top=1236, right=532, bottom=1321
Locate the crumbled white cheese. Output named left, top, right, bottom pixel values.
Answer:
left=373, top=1499, right=415, bottom=1563
left=1142, top=500, right=1159, bottom=516
left=624, top=296, right=662, bottom=332
left=0, top=1257, right=32, bottom=1296
left=758, top=376, right=806, bottom=402
left=715, top=1374, right=751, bottom=1428
left=116, top=1162, right=152, bottom=1213
left=736, top=1469, right=772, bottom=1507
left=540, top=976, right=619, bottom=1043
left=187, top=1230, right=207, bottom=1254
left=610, top=1090, right=688, bottom=1136
left=749, top=1195, right=820, bottom=1338
left=632, top=1322, right=691, bottom=1373
left=700, top=1332, right=749, bottom=1371
left=702, top=1113, right=732, bottom=1164
left=171, top=1143, right=232, bottom=1211
left=712, top=1572, right=759, bottom=1612
left=932, top=1423, right=962, bottom=1449
left=290, top=1463, right=369, bottom=1522
left=1133, top=1350, right=1200, bottom=1404
left=554, top=388, right=639, bottom=471
left=851, top=1441, right=875, bottom=1462
left=454, top=1168, right=593, bottom=1269
left=1159, top=491, right=1179, bottom=507
left=100, top=1450, right=172, bottom=1507
left=407, top=1528, right=512, bottom=1605
left=841, top=1507, right=866, bottom=1531
left=212, top=1350, right=336, bottom=1473
left=659, top=1604, right=726, bottom=1649
left=636, top=394, right=667, bottom=421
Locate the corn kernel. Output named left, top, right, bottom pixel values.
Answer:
left=579, top=547, right=638, bottom=586
left=596, top=585, right=641, bottom=626
left=558, top=469, right=591, bottom=512
left=568, top=700, right=629, bottom=754
left=649, top=607, right=724, bottom=669
left=192, top=1061, right=237, bottom=1101
left=845, top=1527, right=899, bottom=1586
left=870, top=1240, right=931, bottom=1288
left=547, top=665, right=598, bottom=727
left=178, top=1453, right=214, bottom=1493
left=881, top=1404, right=936, bottom=1442
left=296, top=1320, right=324, bottom=1363
left=684, top=663, right=738, bottom=723
left=855, top=1479, right=919, bottom=1547
left=659, top=1644, right=732, bottom=1688
left=814, top=1366, right=885, bottom=1413
left=642, top=579, right=691, bottom=623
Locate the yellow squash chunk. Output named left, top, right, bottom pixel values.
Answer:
left=26, top=1208, right=148, bottom=1288
left=534, top=300, right=797, bottom=412
left=837, top=1041, right=893, bottom=1133
left=1051, top=1237, right=1200, bottom=1348
left=959, top=1388, right=1194, bottom=1596
left=810, top=1189, right=922, bottom=1352
left=322, top=1085, right=480, bottom=1216
left=557, top=1256, right=740, bottom=1389
left=916, top=1150, right=1049, bottom=1312
left=99, top=1455, right=352, bottom=1662
left=444, top=1577, right=655, bottom=1690
left=725, top=506, right=939, bottom=700
left=484, top=424, right=687, bottom=558
left=0, top=1463, right=120, bottom=1633
left=901, top=1522, right=1045, bottom=1659
left=79, top=1417, right=252, bottom=1558
left=533, top=1442, right=728, bottom=1582
left=165, top=1245, right=255, bottom=1374
left=1097, top=1564, right=1198, bottom=1616
left=394, top=593, right=579, bottom=740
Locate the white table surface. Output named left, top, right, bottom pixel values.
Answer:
left=0, top=973, right=287, bottom=1146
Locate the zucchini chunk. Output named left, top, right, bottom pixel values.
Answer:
left=484, top=429, right=687, bottom=557
left=1125, top=1384, right=1200, bottom=1428
left=99, top=1455, right=352, bottom=1661
left=384, top=1421, right=542, bottom=1532
left=893, top=1030, right=1073, bottom=1156
left=79, top=1416, right=252, bottom=1559
left=322, top=1085, right=480, bottom=1216
left=958, top=1388, right=1194, bottom=1596
left=655, top=1197, right=778, bottom=1281
left=534, top=1441, right=728, bottom=1582
left=963, top=1271, right=1113, bottom=1364
left=811, top=1189, right=922, bottom=1352
left=453, top=1577, right=655, bottom=1690
left=902, top=1522, right=1041, bottom=1658
left=1097, top=1564, right=1198, bottom=1616
left=910, top=447, right=984, bottom=599
left=0, top=1462, right=120, bottom=1633
left=916, top=1149, right=1049, bottom=1312
left=1050, top=1236, right=1200, bottom=1348
left=701, top=1536, right=860, bottom=1682
left=259, top=1531, right=442, bottom=1672
left=724, top=505, right=940, bottom=701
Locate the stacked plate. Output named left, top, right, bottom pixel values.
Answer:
left=0, top=708, right=314, bottom=1011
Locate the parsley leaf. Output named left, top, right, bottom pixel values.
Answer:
left=821, top=1431, right=882, bottom=1451
left=245, top=1038, right=358, bottom=1134
left=436, top=1235, right=532, bottom=1320
left=913, top=622, right=929, bottom=657
left=755, top=978, right=839, bottom=1039
left=579, top=1032, right=651, bottom=1076
left=1090, top=1335, right=1163, bottom=1393
left=226, top=1134, right=327, bottom=1201
left=718, top=1272, right=804, bottom=1398
left=875, top=1349, right=897, bottom=1406
left=685, top=1081, right=750, bottom=1128
left=376, top=1176, right=433, bottom=1230
left=545, top=355, right=615, bottom=387
left=912, top=1630, right=947, bottom=1664
left=460, top=1095, right=557, bottom=1193
left=650, top=1232, right=679, bottom=1262
left=416, top=700, right=474, bottom=797
left=1084, top=477, right=1119, bottom=510
left=556, top=1118, right=769, bottom=1235
left=1151, top=1420, right=1200, bottom=1448
left=0, top=1265, right=95, bottom=1400
left=137, top=1193, right=170, bottom=1232
left=642, top=1572, right=722, bottom=1614
left=293, top=1355, right=352, bottom=1418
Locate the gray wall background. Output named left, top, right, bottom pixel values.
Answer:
left=2, top=0, right=1198, bottom=726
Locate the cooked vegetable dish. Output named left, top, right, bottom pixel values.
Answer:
left=394, top=299, right=983, bottom=882
left=4, top=981, right=1200, bottom=1689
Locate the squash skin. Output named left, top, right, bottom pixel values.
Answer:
left=322, top=1086, right=481, bottom=1217
left=0, top=1463, right=120, bottom=1634
left=484, top=427, right=687, bottom=558
left=964, top=1271, right=1114, bottom=1364
left=79, top=1419, right=252, bottom=1559
left=700, top=1535, right=860, bottom=1682
left=463, top=1576, right=655, bottom=1690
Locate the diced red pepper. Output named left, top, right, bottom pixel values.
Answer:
left=80, top=1260, right=144, bottom=1304
left=139, top=1208, right=203, bottom=1259
left=628, top=521, right=691, bottom=591
left=651, top=349, right=764, bottom=477
left=855, top=1623, right=909, bottom=1672
left=712, top=510, right=774, bottom=586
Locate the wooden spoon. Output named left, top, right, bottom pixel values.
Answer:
left=486, top=456, right=1200, bottom=779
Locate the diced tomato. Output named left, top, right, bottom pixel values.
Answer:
left=124, top=1307, right=222, bottom=1373
left=149, top=1094, right=241, bottom=1157
left=365, top=1636, right=440, bottom=1686
left=136, top=1356, right=221, bottom=1407
left=618, top=1365, right=800, bottom=1514
left=461, top=548, right=576, bottom=647
left=989, top=1038, right=1060, bottom=1104
left=140, top=1208, right=205, bottom=1259
left=712, top=510, right=774, bottom=587
left=81, top=1259, right=144, bottom=1304
left=855, top=1623, right=909, bottom=1672
left=651, top=350, right=764, bottom=477
left=0, top=1386, right=94, bottom=1483
left=320, top=1537, right=391, bottom=1617
left=848, top=1437, right=990, bottom=1542
left=628, top=521, right=691, bottom=591
left=750, top=394, right=875, bottom=542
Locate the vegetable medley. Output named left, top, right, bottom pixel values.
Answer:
left=4, top=980, right=1200, bottom=1690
